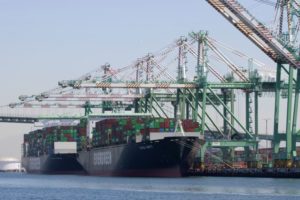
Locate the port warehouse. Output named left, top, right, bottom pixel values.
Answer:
left=1, top=0, right=300, bottom=176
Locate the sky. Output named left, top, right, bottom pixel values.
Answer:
left=0, top=0, right=287, bottom=159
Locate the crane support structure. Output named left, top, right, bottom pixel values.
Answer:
left=4, top=21, right=300, bottom=169
left=206, top=0, right=300, bottom=68
left=206, top=0, right=300, bottom=165
left=4, top=0, right=300, bottom=172
left=0, top=116, right=37, bottom=123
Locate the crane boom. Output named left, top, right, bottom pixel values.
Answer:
left=72, top=82, right=254, bottom=89
left=206, top=0, right=300, bottom=68
left=75, top=82, right=197, bottom=89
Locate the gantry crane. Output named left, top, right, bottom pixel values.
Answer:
left=206, top=0, right=300, bottom=167
left=0, top=28, right=283, bottom=169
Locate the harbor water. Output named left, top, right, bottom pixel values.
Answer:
left=1, top=173, right=300, bottom=200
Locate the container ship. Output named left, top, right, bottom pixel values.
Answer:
left=21, top=120, right=87, bottom=174
left=22, top=117, right=201, bottom=177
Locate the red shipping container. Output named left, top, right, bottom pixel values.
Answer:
left=193, top=122, right=199, bottom=128
left=150, top=128, right=160, bottom=132
left=164, top=121, right=170, bottom=128
left=159, top=122, right=164, bottom=128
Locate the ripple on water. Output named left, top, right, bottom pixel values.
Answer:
left=0, top=173, right=300, bottom=200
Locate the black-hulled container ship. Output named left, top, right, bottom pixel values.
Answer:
left=22, top=117, right=201, bottom=177
left=78, top=117, right=201, bottom=177
left=21, top=122, right=86, bottom=174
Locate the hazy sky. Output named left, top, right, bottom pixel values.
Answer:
left=0, top=0, right=283, bottom=159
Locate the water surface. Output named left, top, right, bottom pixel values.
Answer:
left=0, top=173, right=300, bottom=200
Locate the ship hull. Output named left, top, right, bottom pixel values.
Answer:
left=78, top=136, right=199, bottom=177
left=22, top=154, right=85, bottom=174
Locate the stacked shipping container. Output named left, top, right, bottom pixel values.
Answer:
left=92, top=118, right=148, bottom=147
left=23, top=117, right=201, bottom=156
left=23, top=119, right=87, bottom=157
left=92, top=118, right=201, bottom=147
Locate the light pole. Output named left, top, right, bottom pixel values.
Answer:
left=263, top=118, right=270, bottom=164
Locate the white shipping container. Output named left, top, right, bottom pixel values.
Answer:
left=136, top=135, right=142, bottom=143
left=149, top=132, right=202, bottom=141
left=54, top=142, right=77, bottom=154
